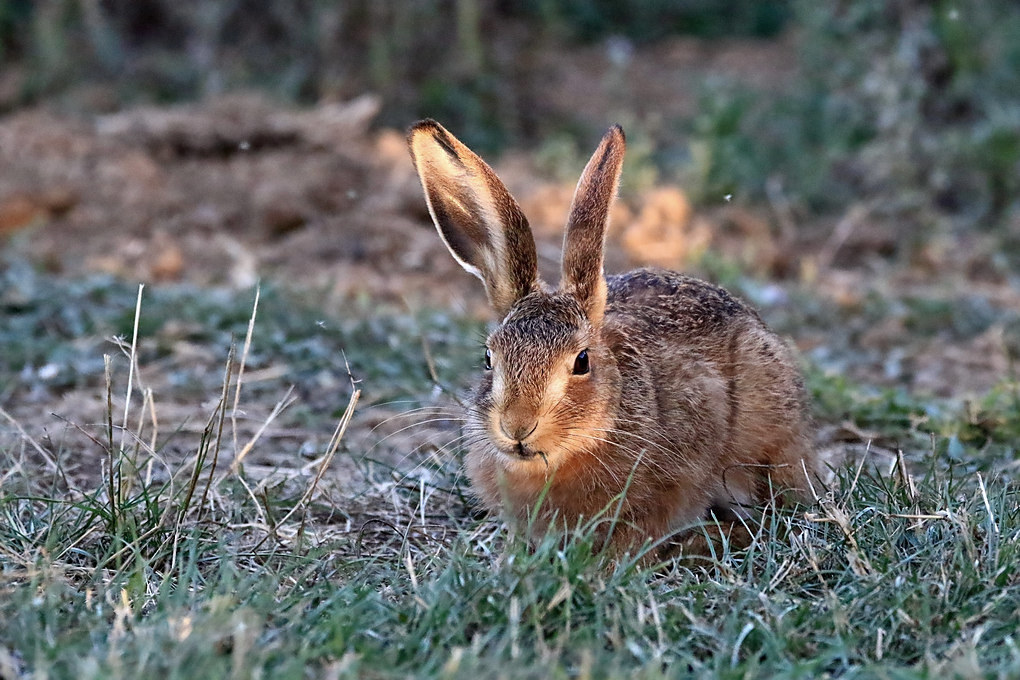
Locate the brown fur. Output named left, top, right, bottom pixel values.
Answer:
left=407, top=120, right=824, bottom=559
left=407, top=119, right=539, bottom=316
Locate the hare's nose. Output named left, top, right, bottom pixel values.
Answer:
left=499, top=414, right=538, bottom=442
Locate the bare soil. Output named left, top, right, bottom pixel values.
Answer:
left=0, top=35, right=803, bottom=297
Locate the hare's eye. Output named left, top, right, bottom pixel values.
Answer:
left=572, top=349, right=590, bottom=375
left=484, top=348, right=493, bottom=370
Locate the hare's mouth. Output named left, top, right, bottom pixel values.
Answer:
left=509, top=441, right=545, bottom=461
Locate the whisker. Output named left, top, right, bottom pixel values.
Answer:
left=349, top=432, right=479, bottom=505
left=363, top=416, right=467, bottom=455
left=552, top=432, right=631, bottom=489
left=585, top=424, right=690, bottom=469
left=366, top=406, right=465, bottom=434
left=374, top=422, right=481, bottom=475
left=557, top=430, right=674, bottom=486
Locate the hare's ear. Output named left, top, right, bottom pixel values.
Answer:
left=561, top=125, right=625, bottom=325
left=408, top=119, right=539, bottom=317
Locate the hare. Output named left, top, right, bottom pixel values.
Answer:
left=407, top=119, right=823, bottom=558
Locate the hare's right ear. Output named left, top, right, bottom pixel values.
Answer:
left=408, top=120, right=539, bottom=317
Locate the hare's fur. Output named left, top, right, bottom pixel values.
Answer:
left=408, top=119, right=823, bottom=555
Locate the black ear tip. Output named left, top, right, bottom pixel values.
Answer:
left=407, top=119, right=444, bottom=143
left=608, top=124, right=625, bottom=143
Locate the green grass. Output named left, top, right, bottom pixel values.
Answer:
left=2, top=274, right=1019, bottom=678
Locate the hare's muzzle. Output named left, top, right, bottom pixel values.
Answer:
left=496, top=416, right=544, bottom=460
left=499, top=418, right=538, bottom=443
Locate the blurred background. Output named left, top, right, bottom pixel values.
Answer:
left=2, top=0, right=1019, bottom=277
left=2, top=0, right=1020, bottom=402
left=1, top=0, right=1017, bottom=215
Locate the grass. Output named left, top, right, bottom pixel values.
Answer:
left=1, top=274, right=1019, bottom=678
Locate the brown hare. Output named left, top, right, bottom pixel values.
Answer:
left=407, top=119, right=824, bottom=559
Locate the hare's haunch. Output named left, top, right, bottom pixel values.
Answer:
left=408, top=120, right=824, bottom=557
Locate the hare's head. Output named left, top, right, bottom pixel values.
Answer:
left=408, top=120, right=627, bottom=471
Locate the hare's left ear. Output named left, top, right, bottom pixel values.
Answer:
left=560, top=125, right=625, bottom=325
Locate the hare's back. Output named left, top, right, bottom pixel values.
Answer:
left=605, top=268, right=814, bottom=496
left=606, top=268, right=760, bottom=339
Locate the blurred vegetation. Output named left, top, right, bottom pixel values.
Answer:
left=690, top=0, right=1020, bottom=238
left=1, top=0, right=1018, bottom=236
left=0, top=256, right=482, bottom=410
left=0, top=0, right=787, bottom=147
left=514, top=0, right=789, bottom=42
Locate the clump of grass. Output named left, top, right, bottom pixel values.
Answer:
left=3, top=438, right=1018, bottom=676
left=2, top=282, right=359, bottom=577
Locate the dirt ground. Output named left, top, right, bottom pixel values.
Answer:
left=0, top=35, right=801, bottom=293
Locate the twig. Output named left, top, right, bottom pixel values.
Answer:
left=847, top=439, right=871, bottom=499
left=765, top=176, right=797, bottom=245
left=104, top=355, right=118, bottom=533
left=801, top=458, right=820, bottom=502
left=976, top=473, right=999, bottom=535
left=232, top=284, right=261, bottom=458
left=228, top=386, right=297, bottom=474
left=199, top=344, right=236, bottom=517
left=280, top=389, right=361, bottom=527
left=120, top=284, right=144, bottom=455
left=0, top=407, right=59, bottom=474
left=252, top=387, right=361, bottom=552
left=894, top=449, right=917, bottom=503
left=815, top=204, right=869, bottom=272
